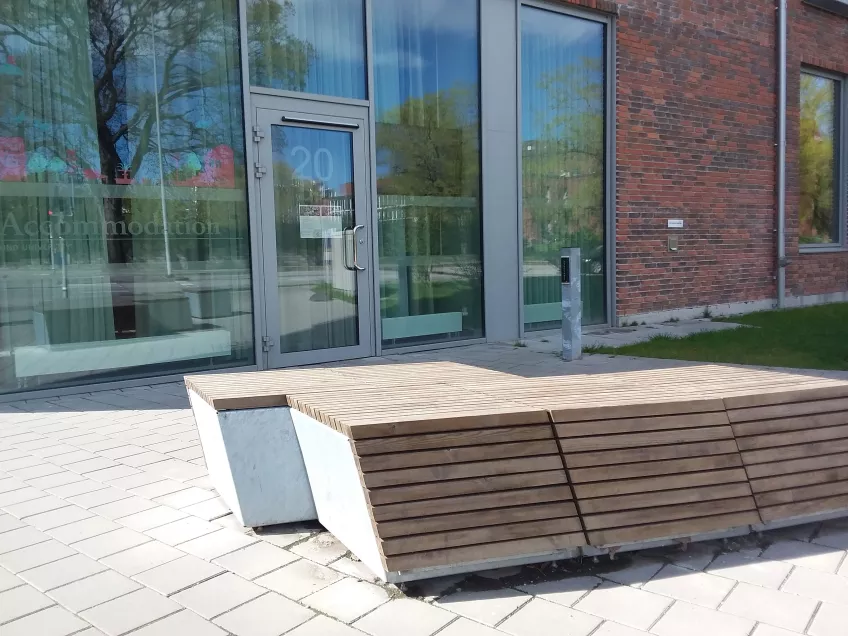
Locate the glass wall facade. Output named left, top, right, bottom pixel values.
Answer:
left=0, top=0, right=254, bottom=394
left=373, top=0, right=484, bottom=346
left=521, top=5, right=607, bottom=329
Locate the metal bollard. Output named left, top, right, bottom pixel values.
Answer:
left=561, top=247, right=582, bottom=361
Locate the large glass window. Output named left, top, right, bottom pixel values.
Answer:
left=373, top=0, right=484, bottom=347
left=521, top=5, right=607, bottom=329
left=247, top=0, right=366, bottom=100
left=800, top=71, right=842, bottom=246
left=0, top=0, right=254, bottom=394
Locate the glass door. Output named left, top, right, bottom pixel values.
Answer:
left=255, top=102, right=374, bottom=366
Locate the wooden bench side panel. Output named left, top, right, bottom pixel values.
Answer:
left=729, top=391, right=848, bottom=523
left=350, top=422, right=587, bottom=573
left=556, top=407, right=761, bottom=547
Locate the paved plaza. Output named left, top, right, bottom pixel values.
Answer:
left=2, top=344, right=848, bottom=636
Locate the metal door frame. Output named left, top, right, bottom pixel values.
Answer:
left=252, top=95, right=376, bottom=368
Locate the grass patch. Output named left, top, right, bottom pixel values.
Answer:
left=590, top=303, right=848, bottom=370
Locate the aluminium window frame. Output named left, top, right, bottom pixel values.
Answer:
left=799, top=66, right=848, bottom=253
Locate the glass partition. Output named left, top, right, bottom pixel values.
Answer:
left=0, top=0, right=253, bottom=394
left=521, top=5, right=607, bottom=329
left=372, top=0, right=484, bottom=347
left=247, top=0, right=366, bottom=100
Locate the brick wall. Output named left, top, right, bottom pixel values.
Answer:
left=785, top=0, right=848, bottom=298
left=558, top=0, right=847, bottom=319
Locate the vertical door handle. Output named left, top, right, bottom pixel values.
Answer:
left=342, top=228, right=356, bottom=271
left=351, top=225, right=366, bottom=271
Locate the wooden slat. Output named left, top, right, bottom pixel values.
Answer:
left=755, top=480, right=848, bottom=507
left=367, top=471, right=568, bottom=506
left=741, top=438, right=848, bottom=465
left=376, top=502, right=578, bottom=538
left=384, top=532, right=586, bottom=572
left=556, top=412, right=730, bottom=437
left=587, top=511, right=759, bottom=546
left=569, top=454, right=743, bottom=483
left=735, top=424, right=848, bottom=451
left=353, top=425, right=553, bottom=455
left=728, top=398, right=848, bottom=423
left=566, top=440, right=741, bottom=469
left=382, top=517, right=584, bottom=556
left=723, top=385, right=848, bottom=409
left=730, top=411, right=848, bottom=437
left=356, top=440, right=559, bottom=472
left=759, top=495, right=848, bottom=522
left=745, top=452, right=848, bottom=480
left=582, top=497, right=756, bottom=531
left=558, top=426, right=732, bottom=453
left=575, top=470, right=752, bottom=502
left=372, top=485, right=574, bottom=522
left=363, top=456, right=563, bottom=488
left=578, top=482, right=754, bottom=514
left=550, top=399, right=726, bottom=423
left=751, top=465, right=848, bottom=493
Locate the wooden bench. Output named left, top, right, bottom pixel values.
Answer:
left=186, top=361, right=848, bottom=581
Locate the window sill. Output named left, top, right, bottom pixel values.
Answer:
left=798, top=244, right=848, bottom=254
left=803, top=0, right=848, bottom=17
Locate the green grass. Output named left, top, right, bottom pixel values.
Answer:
left=586, top=303, right=848, bottom=371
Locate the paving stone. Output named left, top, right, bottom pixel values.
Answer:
left=46, top=481, right=109, bottom=499
left=0, top=566, right=25, bottom=592
left=130, top=610, right=227, bottom=636
left=782, top=565, right=848, bottom=605
left=24, top=471, right=87, bottom=490
left=256, top=526, right=312, bottom=548
left=86, top=466, right=144, bottom=483
left=0, top=525, right=49, bottom=553
left=20, top=554, right=107, bottom=591
left=177, top=528, right=258, bottom=560
left=213, top=513, right=251, bottom=533
left=171, top=571, right=264, bottom=619
left=133, top=554, right=224, bottom=596
left=181, top=497, right=231, bottom=521
left=303, top=577, right=390, bottom=622
left=98, top=446, right=147, bottom=460
left=213, top=541, right=298, bottom=580
left=213, top=591, right=314, bottom=636
left=642, top=564, right=735, bottom=609
left=104, top=473, right=167, bottom=490
left=68, top=488, right=132, bottom=510
left=0, top=479, right=26, bottom=495
left=4, top=495, right=68, bottom=518
left=167, top=447, right=204, bottom=462
left=46, top=451, right=98, bottom=466
left=72, top=528, right=151, bottom=559
left=290, top=532, right=348, bottom=565
left=48, top=570, right=141, bottom=612
left=760, top=540, right=845, bottom=574
left=812, top=526, right=848, bottom=551
left=48, top=517, right=121, bottom=544
left=128, top=480, right=187, bottom=500
left=0, top=486, right=46, bottom=507
left=288, top=615, right=368, bottom=636
left=437, top=587, right=531, bottom=627
left=591, top=622, right=651, bottom=636
left=100, top=541, right=185, bottom=577
left=328, top=556, right=381, bottom=582
left=573, top=582, right=672, bottom=631
left=154, top=487, right=216, bottom=509
left=353, top=598, right=456, bottom=636
left=65, top=458, right=120, bottom=475
left=0, top=604, right=89, bottom=636
left=255, top=559, right=343, bottom=601
left=145, top=516, right=219, bottom=546
left=0, top=584, right=54, bottom=623
left=719, top=582, right=818, bottom=632
left=24, top=505, right=93, bottom=531
left=437, top=618, right=504, bottom=636
left=0, top=539, right=76, bottom=573
left=90, top=496, right=159, bottom=521
left=0, top=514, right=25, bottom=535
left=9, top=463, right=65, bottom=481
left=144, top=459, right=206, bottom=481
left=114, top=506, right=187, bottom=532
left=80, top=587, right=181, bottom=636
left=499, top=597, right=602, bottom=636
left=652, top=600, right=753, bottom=636
left=808, top=602, right=848, bottom=636
left=751, top=625, right=805, bottom=636
left=517, top=576, right=602, bottom=607
left=706, top=552, right=793, bottom=588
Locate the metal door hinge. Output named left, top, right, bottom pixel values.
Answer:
left=262, top=336, right=275, bottom=352
left=254, top=162, right=267, bottom=179
left=252, top=125, right=265, bottom=142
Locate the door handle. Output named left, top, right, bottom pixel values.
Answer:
left=351, top=225, right=366, bottom=271
left=342, top=228, right=356, bottom=271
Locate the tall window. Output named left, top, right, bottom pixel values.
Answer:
left=800, top=70, right=843, bottom=247
left=0, top=0, right=253, bottom=394
left=372, top=0, right=484, bottom=347
left=521, top=5, right=607, bottom=329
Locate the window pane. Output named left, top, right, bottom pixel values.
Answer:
left=373, top=0, right=484, bottom=347
left=521, top=6, right=607, bottom=329
left=800, top=73, right=840, bottom=245
left=247, top=0, right=366, bottom=100
left=0, top=0, right=254, bottom=394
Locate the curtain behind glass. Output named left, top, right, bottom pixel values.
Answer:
left=521, top=6, right=606, bottom=328
left=0, top=0, right=254, bottom=394
left=247, top=0, right=366, bottom=99
left=373, top=0, right=483, bottom=346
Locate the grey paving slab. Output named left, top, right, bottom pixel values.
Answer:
left=144, top=516, right=219, bottom=546
left=718, top=582, right=818, bottom=632
left=4, top=494, right=69, bottom=518
left=154, top=487, right=217, bottom=509
left=652, top=601, right=754, bottom=636
left=24, top=505, right=94, bottom=531
left=115, top=506, right=187, bottom=533
left=289, top=532, right=348, bottom=565
left=213, top=541, right=299, bottom=580
left=254, top=559, right=343, bottom=601
left=436, top=588, right=531, bottom=627
left=573, top=582, right=672, bottom=631
left=89, top=496, right=158, bottom=520
left=302, top=577, right=390, bottom=623
left=499, top=598, right=602, bottom=636
left=760, top=540, right=846, bottom=574
left=0, top=512, right=25, bottom=533
left=79, top=587, right=181, bottom=636
left=47, top=570, right=141, bottom=612
left=25, top=471, right=88, bottom=490
left=287, top=615, right=367, bottom=636
left=0, top=538, right=76, bottom=573
left=0, top=583, right=55, bottom=624
left=99, top=541, right=185, bottom=577
left=781, top=565, right=848, bottom=605
left=0, top=604, right=90, bottom=636
left=130, top=610, right=227, bottom=636
left=0, top=566, right=25, bottom=592
left=517, top=576, right=602, bottom=607
left=46, top=480, right=110, bottom=499
left=181, top=497, right=230, bottom=520
left=213, top=592, right=314, bottom=636
left=0, top=486, right=47, bottom=506
left=642, top=564, right=735, bottom=609
left=20, top=554, right=108, bottom=591
left=67, top=488, right=133, bottom=510
left=437, top=618, right=504, bottom=636
left=47, top=517, right=122, bottom=544
left=706, top=552, right=793, bottom=589
left=808, top=602, right=848, bottom=636
left=71, top=528, right=151, bottom=559
left=171, top=572, right=265, bottom=619
left=128, top=480, right=188, bottom=499
left=133, top=554, right=224, bottom=596
left=177, top=528, right=258, bottom=560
